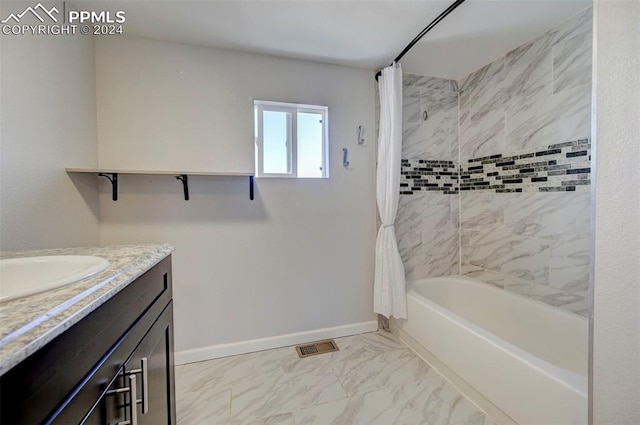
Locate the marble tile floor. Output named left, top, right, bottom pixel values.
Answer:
left=175, top=331, right=498, bottom=425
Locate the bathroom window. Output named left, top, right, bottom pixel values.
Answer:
left=254, top=100, right=329, bottom=178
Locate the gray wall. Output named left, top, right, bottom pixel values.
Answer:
left=95, top=36, right=378, bottom=358
left=0, top=5, right=100, bottom=251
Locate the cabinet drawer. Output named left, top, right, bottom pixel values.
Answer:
left=0, top=256, right=173, bottom=425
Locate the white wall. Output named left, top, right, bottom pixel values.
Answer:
left=592, top=1, right=640, bottom=424
left=0, top=9, right=99, bottom=250
left=95, top=37, right=377, bottom=356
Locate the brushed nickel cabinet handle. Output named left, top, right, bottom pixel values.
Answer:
left=127, top=357, right=149, bottom=414
left=110, top=374, right=138, bottom=425
left=128, top=374, right=138, bottom=425
left=141, top=358, right=148, bottom=414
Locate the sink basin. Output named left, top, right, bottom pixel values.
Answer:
left=0, top=256, right=109, bottom=302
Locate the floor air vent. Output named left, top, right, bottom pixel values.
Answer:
left=295, top=339, right=339, bottom=358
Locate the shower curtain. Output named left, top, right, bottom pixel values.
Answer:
left=374, top=63, right=407, bottom=319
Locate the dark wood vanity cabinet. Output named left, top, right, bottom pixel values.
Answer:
left=0, top=256, right=176, bottom=425
left=82, top=304, right=174, bottom=425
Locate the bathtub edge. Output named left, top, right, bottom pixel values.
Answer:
left=390, top=318, right=518, bottom=425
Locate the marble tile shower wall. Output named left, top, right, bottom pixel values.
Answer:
left=395, top=75, right=460, bottom=281
left=393, top=7, right=592, bottom=316
left=458, top=7, right=592, bottom=159
left=458, top=8, right=592, bottom=316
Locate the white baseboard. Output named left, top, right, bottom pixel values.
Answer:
left=174, top=320, right=378, bottom=365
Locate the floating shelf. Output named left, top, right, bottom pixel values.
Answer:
left=66, top=168, right=254, bottom=201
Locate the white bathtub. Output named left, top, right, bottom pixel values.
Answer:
left=391, top=276, right=588, bottom=425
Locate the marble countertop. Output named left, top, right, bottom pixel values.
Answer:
left=0, top=244, right=174, bottom=376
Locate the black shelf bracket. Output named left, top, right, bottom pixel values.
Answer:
left=98, top=173, right=118, bottom=201
left=175, top=175, right=189, bottom=200
left=79, top=171, right=253, bottom=201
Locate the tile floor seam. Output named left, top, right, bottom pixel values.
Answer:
left=223, top=388, right=232, bottom=424
left=399, top=382, right=445, bottom=425
left=328, top=367, right=351, bottom=406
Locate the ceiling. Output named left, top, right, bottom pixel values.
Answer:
left=81, top=0, right=592, bottom=80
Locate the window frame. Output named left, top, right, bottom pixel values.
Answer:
left=254, top=100, right=329, bottom=178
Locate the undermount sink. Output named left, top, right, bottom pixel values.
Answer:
left=0, top=256, right=109, bottom=302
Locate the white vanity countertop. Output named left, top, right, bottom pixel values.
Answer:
left=0, top=244, right=174, bottom=376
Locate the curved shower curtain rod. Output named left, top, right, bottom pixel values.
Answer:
left=375, top=0, right=468, bottom=81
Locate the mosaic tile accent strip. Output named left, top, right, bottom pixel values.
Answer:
left=460, top=139, right=591, bottom=193
left=400, top=160, right=459, bottom=195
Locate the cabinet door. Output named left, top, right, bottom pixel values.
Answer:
left=82, top=303, right=176, bottom=425
left=124, top=302, right=176, bottom=425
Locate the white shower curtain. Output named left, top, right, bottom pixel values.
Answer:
left=374, top=63, right=407, bottom=319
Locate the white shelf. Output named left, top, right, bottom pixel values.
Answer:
left=66, top=168, right=253, bottom=177
left=66, top=168, right=255, bottom=201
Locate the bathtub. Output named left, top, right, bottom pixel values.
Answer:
left=391, top=276, right=588, bottom=425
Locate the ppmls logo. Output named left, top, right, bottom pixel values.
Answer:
left=1, top=3, right=59, bottom=24
left=2, top=2, right=126, bottom=36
